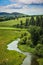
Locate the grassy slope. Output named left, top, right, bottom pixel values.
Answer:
left=0, top=29, right=26, bottom=65
left=0, top=16, right=40, bottom=28
left=0, top=17, right=36, bottom=27
left=0, top=17, right=27, bottom=27
left=18, top=45, right=35, bottom=53
left=0, top=17, right=28, bottom=65
left=0, top=17, right=43, bottom=65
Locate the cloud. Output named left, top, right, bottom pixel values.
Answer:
left=0, top=3, right=43, bottom=15
left=10, top=0, right=43, bottom=4
left=0, top=3, right=23, bottom=9
left=0, top=0, right=43, bottom=15
left=5, top=3, right=23, bottom=9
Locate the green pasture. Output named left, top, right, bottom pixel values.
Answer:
left=0, top=29, right=26, bottom=65
left=0, top=17, right=28, bottom=27
left=0, top=16, right=43, bottom=65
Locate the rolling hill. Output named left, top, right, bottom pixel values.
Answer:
left=0, top=12, right=27, bottom=17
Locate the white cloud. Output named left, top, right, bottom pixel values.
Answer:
left=10, top=0, right=43, bottom=4
left=0, top=3, right=43, bottom=15
left=0, top=3, right=23, bottom=9
left=5, top=4, right=23, bottom=9
left=0, top=0, right=43, bottom=15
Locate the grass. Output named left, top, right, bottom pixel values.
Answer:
left=0, top=17, right=28, bottom=27
left=0, top=17, right=28, bottom=65
left=18, top=44, right=35, bottom=53
left=0, top=17, right=43, bottom=65
left=18, top=42, right=43, bottom=65
left=0, top=18, right=26, bottom=65
left=37, top=58, right=43, bottom=65
left=0, top=27, right=27, bottom=31
left=0, top=29, right=26, bottom=65
left=0, top=16, right=36, bottom=27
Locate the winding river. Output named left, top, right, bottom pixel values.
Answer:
left=7, top=38, right=39, bottom=65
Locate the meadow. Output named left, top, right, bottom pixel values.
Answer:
left=0, top=17, right=28, bottom=65
left=0, top=17, right=36, bottom=27
left=0, top=29, right=27, bottom=65
left=0, top=16, right=43, bottom=65
left=0, top=17, right=27, bottom=27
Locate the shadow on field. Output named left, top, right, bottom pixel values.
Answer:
left=31, top=56, right=39, bottom=65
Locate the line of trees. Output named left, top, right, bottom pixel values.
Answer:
left=18, top=16, right=43, bottom=57
left=16, top=16, right=43, bottom=28
left=0, top=16, right=16, bottom=22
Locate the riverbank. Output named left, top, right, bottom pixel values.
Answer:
left=7, top=38, right=32, bottom=65
left=18, top=44, right=43, bottom=65
left=18, top=44, right=35, bottom=53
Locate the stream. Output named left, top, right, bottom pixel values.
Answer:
left=7, top=38, right=39, bottom=65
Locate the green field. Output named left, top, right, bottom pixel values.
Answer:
left=0, top=17, right=36, bottom=27
left=0, top=29, right=27, bottom=65
left=0, top=17, right=43, bottom=65
left=0, top=18, right=26, bottom=65
left=0, top=17, right=27, bottom=27
left=0, top=17, right=28, bottom=65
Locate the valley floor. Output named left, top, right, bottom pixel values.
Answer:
left=0, top=29, right=26, bottom=65
left=0, top=17, right=43, bottom=65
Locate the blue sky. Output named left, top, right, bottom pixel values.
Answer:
left=0, top=0, right=10, bottom=6
left=0, top=0, right=43, bottom=15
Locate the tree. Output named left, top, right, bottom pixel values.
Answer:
left=29, top=26, right=41, bottom=46
left=29, top=16, right=35, bottom=25
left=40, top=16, right=43, bottom=28
left=36, top=16, right=41, bottom=26
left=35, top=44, right=43, bottom=57
left=20, top=20, right=23, bottom=28
left=40, top=35, right=43, bottom=44
left=19, top=36, right=27, bottom=45
left=25, top=19, right=29, bottom=27
left=16, top=24, right=19, bottom=28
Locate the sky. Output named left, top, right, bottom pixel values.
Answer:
left=0, top=0, right=43, bottom=15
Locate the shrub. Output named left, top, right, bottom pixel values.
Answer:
left=35, top=44, right=43, bottom=57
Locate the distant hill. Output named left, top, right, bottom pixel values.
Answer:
left=0, top=12, right=28, bottom=17
left=11, top=12, right=24, bottom=15
left=0, top=12, right=29, bottom=21
left=0, top=12, right=10, bottom=16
